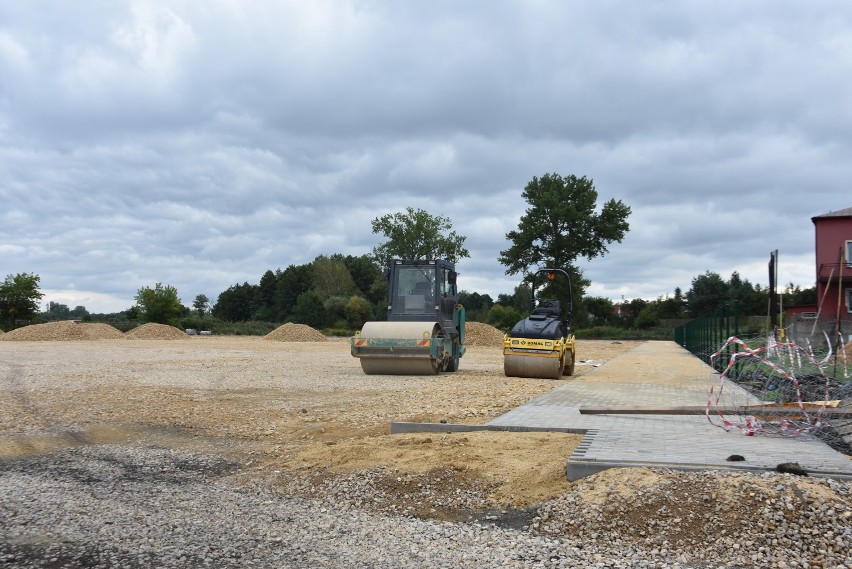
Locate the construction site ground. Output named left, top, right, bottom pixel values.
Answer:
left=1, top=331, right=850, bottom=516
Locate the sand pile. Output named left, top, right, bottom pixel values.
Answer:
left=125, top=323, right=188, bottom=340
left=464, top=321, right=505, bottom=347
left=265, top=323, right=327, bottom=342
left=0, top=321, right=125, bottom=341
left=80, top=323, right=127, bottom=340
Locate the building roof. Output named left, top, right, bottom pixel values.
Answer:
left=811, top=206, right=852, bottom=221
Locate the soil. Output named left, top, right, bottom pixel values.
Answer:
left=0, top=333, right=636, bottom=514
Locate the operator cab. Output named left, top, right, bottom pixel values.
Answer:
left=387, top=259, right=458, bottom=328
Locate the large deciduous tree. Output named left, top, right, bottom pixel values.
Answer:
left=135, top=283, right=182, bottom=324
left=371, top=207, right=470, bottom=267
left=499, top=174, right=630, bottom=311
left=312, top=255, right=357, bottom=299
left=0, top=273, right=44, bottom=329
left=192, top=294, right=209, bottom=317
left=499, top=174, right=631, bottom=278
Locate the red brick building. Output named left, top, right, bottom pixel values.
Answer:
left=813, top=207, right=852, bottom=317
left=788, top=207, right=852, bottom=342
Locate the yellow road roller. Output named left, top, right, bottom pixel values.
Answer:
left=503, top=268, right=575, bottom=379
left=351, top=259, right=465, bottom=375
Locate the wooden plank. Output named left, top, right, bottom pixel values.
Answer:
left=578, top=406, right=852, bottom=417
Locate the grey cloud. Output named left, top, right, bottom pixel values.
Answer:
left=1, top=1, right=850, bottom=312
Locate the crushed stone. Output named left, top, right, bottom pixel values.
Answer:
left=125, top=323, right=188, bottom=340
left=464, top=322, right=505, bottom=347
left=0, top=321, right=125, bottom=341
left=265, top=323, right=327, bottom=342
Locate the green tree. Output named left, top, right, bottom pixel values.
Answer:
left=274, top=264, right=313, bottom=320
left=341, top=254, right=385, bottom=304
left=499, top=174, right=630, bottom=279
left=619, top=298, right=649, bottom=328
left=45, top=301, right=72, bottom=321
left=0, top=273, right=45, bottom=329
left=633, top=303, right=660, bottom=329
left=685, top=271, right=728, bottom=317
left=254, top=270, right=279, bottom=321
left=657, top=288, right=686, bottom=319
left=487, top=304, right=523, bottom=332
left=458, top=291, right=493, bottom=322
left=192, top=294, right=209, bottom=318
left=212, top=282, right=257, bottom=321
left=125, top=305, right=141, bottom=321
left=371, top=207, right=470, bottom=267
left=581, top=296, right=616, bottom=327
left=785, top=283, right=817, bottom=306
left=312, top=256, right=357, bottom=299
left=135, top=283, right=182, bottom=324
left=291, top=291, right=326, bottom=328
left=343, top=295, right=372, bottom=329
left=70, top=305, right=89, bottom=319
left=726, top=272, right=766, bottom=316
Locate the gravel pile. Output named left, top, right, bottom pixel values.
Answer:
left=125, top=323, right=188, bottom=340
left=533, top=467, right=852, bottom=568
left=0, top=321, right=125, bottom=341
left=266, top=323, right=327, bottom=342
left=464, top=322, right=505, bottom=347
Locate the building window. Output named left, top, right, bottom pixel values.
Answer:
left=847, top=240, right=852, bottom=266
left=847, top=288, right=852, bottom=314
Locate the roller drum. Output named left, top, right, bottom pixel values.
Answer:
left=357, top=321, right=442, bottom=375
left=503, top=353, right=564, bottom=380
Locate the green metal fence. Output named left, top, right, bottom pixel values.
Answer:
left=674, top=301, right=740, bottom=375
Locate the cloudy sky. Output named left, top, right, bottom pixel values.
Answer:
left=2, top=1, right=851, bottom=314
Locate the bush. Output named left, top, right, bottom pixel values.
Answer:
left=323, top=327, right=355, bottom=337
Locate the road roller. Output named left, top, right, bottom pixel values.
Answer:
left=351, top=259, right=465, bottom=375
left=503, top=268, right=575, bottom=379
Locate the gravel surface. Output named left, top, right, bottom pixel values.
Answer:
left=1, top=335, right=850, bottom=568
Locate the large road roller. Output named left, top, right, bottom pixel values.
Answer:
left=351, top=259, right=465, bottom=375
left=503, top=268, right=576, bottom=379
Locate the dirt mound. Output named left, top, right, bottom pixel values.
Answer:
left=266, top=323, right=327, bottom=342
left=125, top=323, right=188, bottom=340
left=0, top=321, right=125, bottom=341
left=81, top=323, right=126, bottom=339
left=464, top=321, right=505, bottom=347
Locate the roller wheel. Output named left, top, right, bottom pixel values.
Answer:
left=562, top=349, right=575, bottom=376
left=444, top=350, right=460, bottom=372
left=504, top=354, right=563, bottom=380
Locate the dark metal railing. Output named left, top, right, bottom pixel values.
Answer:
left=674, top=301, right=741, bottom=375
